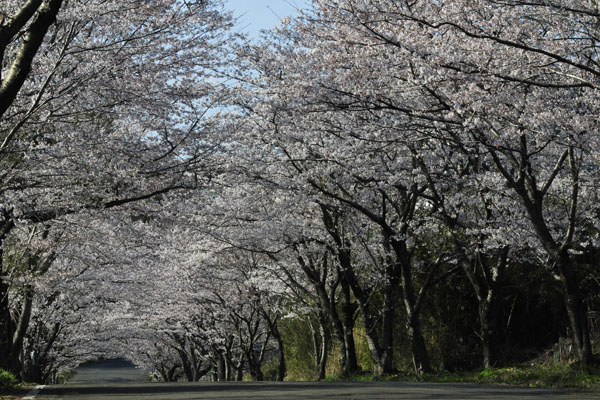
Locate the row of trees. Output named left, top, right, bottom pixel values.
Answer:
left=1, top=0, right=599, bottom=383
left=0, top=0, right=234, bottom=380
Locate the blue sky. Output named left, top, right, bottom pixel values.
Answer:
left=224, top=0, right=310, bottom=38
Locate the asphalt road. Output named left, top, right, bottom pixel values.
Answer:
left=65, top=359, right=149, bottom=385
left=29, top=359, right=600, bottom=399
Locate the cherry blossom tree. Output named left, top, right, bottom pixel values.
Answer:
left=232, top=0, right=600, bottom=371
left=232, top=4, right=464, bottom=375
left=0, top=0, right=234, bottom=376
left=358, top=0, right=600, bottom=365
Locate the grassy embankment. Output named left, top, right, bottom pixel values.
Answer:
left=325, top=363, right=600, bottom=390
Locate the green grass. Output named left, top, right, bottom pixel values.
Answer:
left=475, top=364, right=600, bottom=389
left=325, top=363, right=600, bottom=390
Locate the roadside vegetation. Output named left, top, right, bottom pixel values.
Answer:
left=280, top=312, right=600, bottom=390
left=0, top=369, right=29, bottom=399
left=324, top=363, right=600, bottom=390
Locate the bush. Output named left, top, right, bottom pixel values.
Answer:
left=0, top=369, right=17, bottom=388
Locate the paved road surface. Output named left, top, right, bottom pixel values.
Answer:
left=30, top=359, right=600, bottom=399
left=65, top=359, right=149, bottom=385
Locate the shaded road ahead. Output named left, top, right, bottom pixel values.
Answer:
left=31, top=359, right=599, bottom=399
left=65, top=359, right=149, bottom=385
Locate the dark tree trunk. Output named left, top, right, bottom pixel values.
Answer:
left=391, top=238, right=432, bottom=375
left=320, top=206, right=392, bottom=378
left=478, top=300, right=504, bottom=369
left=22, top=322, right=61, bottom=383
left=177, top=348, right=193, bottom=382
left=216, top=351, right=227, bottom=381
left=158, top=368, right=168, bottom=382
left=558, top=256, right=593, bottom=365
left=273, top=327, right=286, bottom=381
left=337, top=253, right=390, bottom=377
left=195, top=365, right=212, bottom=382
left=167, top=365, right=179, bottom=382
left=235, top=353, right=245, bottom=381
left=9, top=285, right=34, bottom=377
left=247, top=353, right=264, bottom=381
left=21, top=359, right=43, bottom=384
left=380, top=277, right=397, bottom=374
left=329, top=303, right=349, bottom=375
left=0, top=218, right=16, bottom=374
left=339, top=279, right=359, bottom=375
left=317, top=315, right=329, bottom=380
left=261, top=312, right=286, bottom=381
left=309, top=314, right=330, bottom=380
left=297, top=248, right=359, bottom=377
left=0, top=276, right=13, bottom=372
left=354, top=294, right=391, bottom=378
left=405, top=313, right=430, bottom=374
left=460, top=249, right=509, bottom=369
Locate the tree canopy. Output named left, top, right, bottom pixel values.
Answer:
left=1, top=0, right=599, bottom=384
